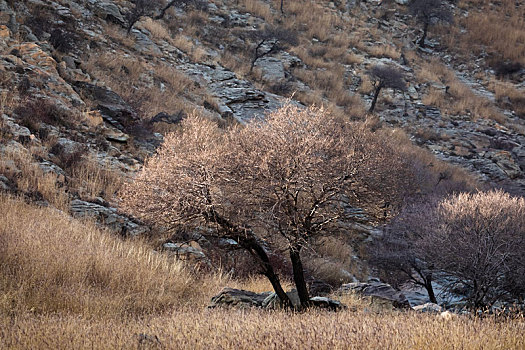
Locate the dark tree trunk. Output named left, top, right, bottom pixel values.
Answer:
left=368, top=86, right=382, bottom=113
left=424, top=276, right=437, bottom=304
left=280, top=0, right=284, bottom=14
left=204, top=209, right=293, bottom=308
left=419, top=21, right=429, bottom=48
left=289, top=245, right=310, bottom=309
left=247, top=239, right=292, bottom=309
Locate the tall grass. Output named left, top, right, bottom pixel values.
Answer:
left=0, top=195, right=220, bottom=318
left=1, top=309, right=524, bottom=349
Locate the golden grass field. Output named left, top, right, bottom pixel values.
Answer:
left=0, top=195, right=524, bottom=349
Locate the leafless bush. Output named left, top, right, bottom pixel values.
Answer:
left=249, top=25, right=298, bottom=72
left=410, top=0, right=453, bottom=47
left=49, top=29, right=77, bottom=53
left=374, top=190, right=525, bottom=309
left=121, top=105, right=422, bottom=309
left=367, top=65, right=406, bottom=113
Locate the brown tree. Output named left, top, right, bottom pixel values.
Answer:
left=410, top=0, right=453, bottom=48
left=367, top=65, right=406, bottom=113
left=423, top=190, right=525, bottom=309
left=121, top=105, right=420, bottom=309
left=376, top=190, right=525, bottom=309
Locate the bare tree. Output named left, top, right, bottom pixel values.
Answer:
left=371, top=198, right=441, bottom=304
left=126, top=0, right=196, bottom=33
left=121, top=105, right=421, bottom=309
left=249, top=26, right=298, bottom=72
left=367, top=65, right=406, bottom=113
left=377, top=190, right=525, bottom=309
left=409, top=0, right=453, bottom=48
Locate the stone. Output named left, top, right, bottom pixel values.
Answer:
left=93, top=1, right=125, bottom=25
left=412, top=302, right=443, bottom=313
left=208, top=288, right=273, bottom=309
left=339, top=282, right=411, bottom=308
left=254, top=57, right=285, bottom=83
left=70, top=199, right=149, bottom=236
left=162, top=242, right=206, bottom=260
left=73, top=82, right=138, bottom=130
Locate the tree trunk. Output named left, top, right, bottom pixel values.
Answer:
left=289, top=245, right=310, bottom=309
left=424, top=276, right=437, bottom=304
left=280, top=0, right=284, bottom=14
left=247, top=239, right=292, bottom=309
left=419, top=21, right=429, bottom=48
left=368, top=86, right=382, bottom=113
left=204, top=209, right=293, bottom=308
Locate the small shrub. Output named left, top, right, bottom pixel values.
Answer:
left=49, top=142, right=88, bottom=171
left=13, top=99, right=71, bottom=128
left=49, top=29, right=77, bottom=53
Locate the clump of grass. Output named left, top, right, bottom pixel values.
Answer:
left=0, top=196, right=220, bottom=318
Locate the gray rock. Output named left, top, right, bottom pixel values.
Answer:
left=93, top=1, right=125, bottom=25
left=412, top=302, right=443, bottom=313
left=339, top=282, right=411, bottom=308
left=208, top=288, right=273, bottom=309
left=70, top=199, right=149, bottom=236
left=254, top=57, right=286, bottom=83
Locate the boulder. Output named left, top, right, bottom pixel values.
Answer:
left=254, top=57, right=285, bottom=83
left=339, top=282, right=410, bottom=308
left=208, top=288, right=273, bottom=309
left=73, top=82, right=138, bottom=130
left=93, top=1, right=125, bottom=25
left=70, top=199, right=149, bottom=236
left=412, top=302, right=443, bottom=313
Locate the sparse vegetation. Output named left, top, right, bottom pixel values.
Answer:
left=1, top=0, right=525, bottom=347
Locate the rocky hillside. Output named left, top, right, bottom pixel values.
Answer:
left=0, top=0, right=524, bottom=264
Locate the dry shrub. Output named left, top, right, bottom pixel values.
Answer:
left=0, top=195, right=219, bottom=318
left=0, top=146, right=69, bottom=210
left=69, top=155, right=123, bottom=201
left=367, top=45, right=401, bottom=60
left=139, top=17, right=172, bottom=41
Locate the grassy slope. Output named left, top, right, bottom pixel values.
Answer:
left=0, top=195, right=524, bottom=349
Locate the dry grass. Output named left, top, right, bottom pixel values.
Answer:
left=0, top=195, right=220, bottom=318
left=69, top=155, right=123, bottom=202
left=138, top=18, right=172, bottom=42
left=1, top=308, right=523, bottom=349
left=417, top=59, right=505, bottom=122
left=0, top=145, right=69, bottom=210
